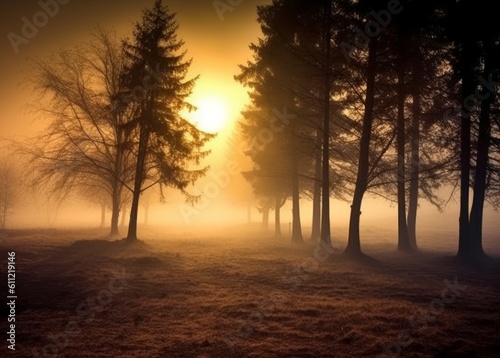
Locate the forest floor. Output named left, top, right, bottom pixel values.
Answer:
left=0, top=225, right=499, bottom=358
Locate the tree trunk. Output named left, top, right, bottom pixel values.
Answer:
left=457, top=39, right=476, bottom=260
left=110, top=125, right=123, bottom=236
left=291, top=116, right=303, bottom=243
left=262, top=206, right=270, bottom=231
left=127, top=189, right=141, bottom=241
left=407, top=37, right=423, bottom=250
left=275, top=196, right=282, bottom=238
left=407, top=61, right=420, bottom=250
left=396, top=36, right=411, bottom=252
left=469, top=41, right=493, bottom=260
left=127, top=126, right=149, bottom=241
left=291, top=185, right=302, bottom=242
left=469, top=95, right=491, bottom=259
left=109, top=180, right=120, bottom=236
left=346, top=38, right=377, bottom=256
left=320, top=0, right=332, bottom=248
left=120, top=206, right=127, bottom=227
left=310, top=142, right=321, bottom=241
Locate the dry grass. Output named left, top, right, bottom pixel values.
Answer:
left=0, top=226, right=499, bottom=358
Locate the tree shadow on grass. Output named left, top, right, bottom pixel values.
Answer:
left=338, top=245, right=500, bottom=277
left=426, top=253, right=500, bottom=281
left=63, top=238, right=151, bottom=258
left=336, top=250, right=388, bottom=270
left=12, top=238, right=171, bottom=316
left=50, top=237, right=178, bottom=274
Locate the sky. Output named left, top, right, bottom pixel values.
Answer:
left=0, top=0, right=270, bottom=140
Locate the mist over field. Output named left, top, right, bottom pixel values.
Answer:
left=1, top=0, right=500, bottom=357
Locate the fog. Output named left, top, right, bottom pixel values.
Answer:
left=1, top=1, right=499, bottom=356
left=1, top=0, right=497, bottom=247
left=7, top=186, right=499, bottom=247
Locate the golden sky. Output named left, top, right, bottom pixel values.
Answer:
left=0, top=0, right=270, bottom=140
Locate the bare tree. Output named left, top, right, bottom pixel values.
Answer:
left=0, top=159, right=21, bottom=229
left=17, top=28, right=135, bottom=235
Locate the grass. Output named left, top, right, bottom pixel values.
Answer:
left=0, top=225, right=499, bottom=357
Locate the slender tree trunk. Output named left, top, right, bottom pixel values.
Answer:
left=469, top=97, right=491, bottom=259
left=469, top=41, right=493, bottom=260
left=262, top=206, right=270, bottom=231
left=120, top=206, right=127, bottom=227
left=275, top=196, right=282, bottom=238
left=458, top=39, right=475, bottom=260
left=291, top=114, right=303, bottom=243
left=127, top=126, right=149, bottom=241
left=407, top=37, right=423, bottom=250
left=127, top=189, right=141, bottom=241
left=320, top=0, right=332, bottom=248
left=346, top=38, right=377, bottom=256
left=110, top=126, right=123, bottom=236
left=110, top=181, right=120, bottom=236
left=396, top=36, right=411, bottom=252
left=291, top=181, right=302, bottom=242
left=311, top=137, right=321, bottom=241
left=407, top=50, right=421, bottom=250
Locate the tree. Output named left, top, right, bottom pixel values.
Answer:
left=345, top=36, right=378, bottom=256
left=121, top=0, right=213, bottom=241
left=345, top=0, right=454, bottom=255
left=236, top=0, right=356, bottom=245
left=18, top=28, right=135, bottom=236
left=407, top=37, right=423, bottom=250
left=395, top=31, right=411, bottom=251
left=221, top=125, right=258, bottom=225
left=406, top=30, right=452, bottom=250
left=241, top=113, right=290, bottom=237
left=235, top=1, right=307, bottom=243
left=468, top=42, right=498, bottom=259
left=78, top=183, right=112, bottom=229
left=444, top=0, right=500, bottom=261
left=0, top=159, right=21, bottom=229
left=391, top=0, right=445, bottom=251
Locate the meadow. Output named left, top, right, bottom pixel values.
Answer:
left=1, top=225, right=499, bottom=357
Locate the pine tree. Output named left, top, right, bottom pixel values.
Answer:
left=122, top=0, right=213, bottom=241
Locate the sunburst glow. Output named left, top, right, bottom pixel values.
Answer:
left=190, top=96, right=229, bottom=133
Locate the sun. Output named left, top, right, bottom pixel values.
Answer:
left=190, top=96, right=229, bottom=133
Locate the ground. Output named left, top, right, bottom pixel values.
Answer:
left=0, top=225, right=499, bottom=358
